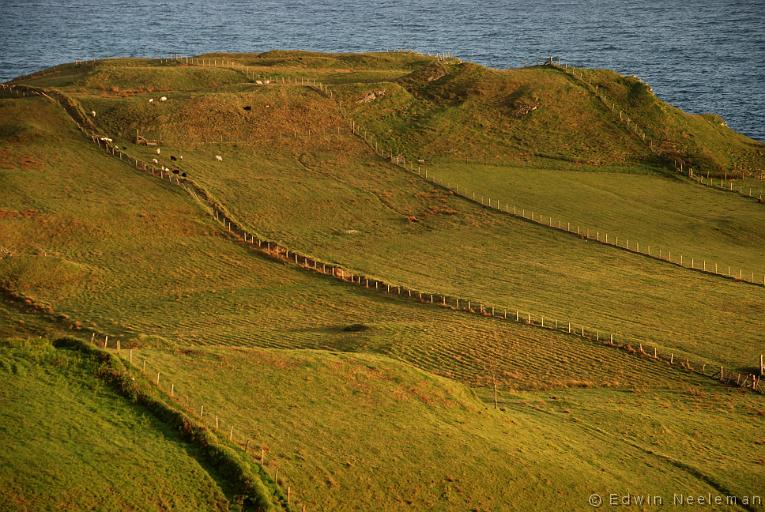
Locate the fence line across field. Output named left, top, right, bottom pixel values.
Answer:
left=6, top=72, right=763, bottom=395
left=112, top=346, right=302, bottom=511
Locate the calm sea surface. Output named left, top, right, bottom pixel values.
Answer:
left=0, top=0, right=762, bottom=139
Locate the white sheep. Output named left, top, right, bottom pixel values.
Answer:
left=160, top=96, right=167, bottom=102
left=152, top=158, right=158, bottom=164
left=148, top=98, right=154, bottom=103
left=255, top=80, right=263, bottom=85
left=155, top=148, right=161, bottom=155
left=215, top=155, right=223, bottom=162
left=90, top=110, right=96, bottom=117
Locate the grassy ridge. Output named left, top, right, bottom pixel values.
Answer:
left=570, top=67, right=765, bottom=176
left=0, top=338, right=230, bottom=511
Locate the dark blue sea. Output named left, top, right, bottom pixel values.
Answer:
left=0, top=0, right=762, bottom=139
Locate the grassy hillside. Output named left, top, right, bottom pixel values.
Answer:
left=128, top=345, right=764, bottom=511
left=0, top=338, right=230, bottom=511
left=572, top=67, right=764, bottom=176
left=2, top=52, right=764, bottom=511
left=50, top=84, right=765, bottom=371
left=0, top=95, right=719, bottom=391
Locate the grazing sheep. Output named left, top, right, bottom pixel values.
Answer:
left=152, top=158, right=158, bottom=164
left=148, top=98, right=154, bottom=103
left=170, top=155, right=177, bottom=161
left=90, top=110, right=96, bottom=117
left=179, top=155, right=183, bottom=160
left=155, top=148, right=161, bottom=155
left=160, top=96, right=167, bottom=102
left=215, top=155, right=223, bottom=162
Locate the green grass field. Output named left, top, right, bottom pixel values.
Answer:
left=427, top=161, right=765, bottom=273
left=2, top=51, right=764, bottom=510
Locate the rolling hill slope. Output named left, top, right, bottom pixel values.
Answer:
left=2, top=51, right=764, bottom=511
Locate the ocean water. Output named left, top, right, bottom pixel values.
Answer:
left=0, top=0, right=762, bottom=139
